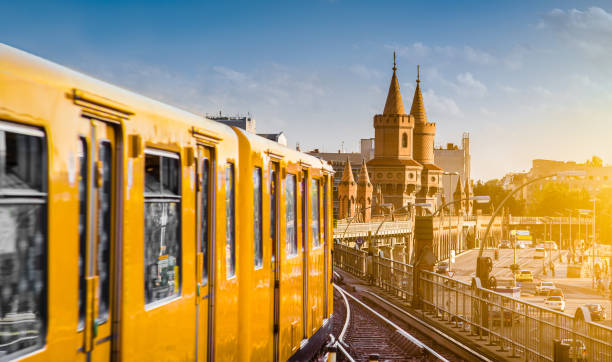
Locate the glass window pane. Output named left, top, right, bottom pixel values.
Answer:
left=162, top=157, right=180, bottom=196
left=253, top=168, right=262, bottom=269
left=78, top=138, right=87, bottom=329
left=311, top=180, right=321, bottom=248
left=225, top=164, right=235, bottom=278
left=270, top=169, right=276, bottom=242
left=285, top=174, right=297, bottom=256
left=0, top=204, right=46, bottom=356
left=145, top=155, right=161, bottom=193
left=302, top=176, right=307, bottom=252
left=1, top=131, right=43, bottom=192
left=144, top=202, right=181, bottom=304
left=97, top=142, right=111, bottom=321
left=200, top=158, right=209, bottom=284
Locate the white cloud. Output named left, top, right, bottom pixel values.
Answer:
left=532, top=85, right=552, bottom=96
left=463, top=46, right=495, bottom=65
left=213, top=66, right=249, bottom=83
left=422, top=89, right=462, bottom=118
left=499, top=85, right=518, bottom=94
left=540, top=7, right=612, bottom=57
left=412, top=42, right=430, bottom=56
left=349, top=64, right=383, bottom=80
left=456, top=72, right=487, bottom=96
left=480, top=107, right=496, bottom=117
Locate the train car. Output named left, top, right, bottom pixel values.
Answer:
left=0, top=43, right=333, bottom=361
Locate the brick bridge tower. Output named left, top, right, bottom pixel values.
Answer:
left=367, top=53, right=421, bottom=211
left=338, top=157, right=357, bottom=220
left=410, top=66, right=443, bottom=212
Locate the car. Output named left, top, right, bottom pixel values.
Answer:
left=436, top=261, right=450, bottom=274
left=543, top=241, right=558, bottom=250
left=584, top=304, right=607, bottom=321
left=516, top=270, right=533, bottom=282
left=498, top=240, right=512, bottom=249
left=546, top=288, right=564, bottom=300
left=535, top=281, right=555, bottom=295
left=545, top=296, right=565, bottom=312
left=534, top=247, right=547, bottom=259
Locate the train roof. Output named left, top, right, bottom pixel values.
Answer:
left=0, top=43, right=234, bottom=139
left=235, top=128, right=333, bottom=173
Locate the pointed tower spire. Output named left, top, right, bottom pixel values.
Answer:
left=383, top=52, right=406, bottom=115
left=453, top=176, right=465, bottom=197
left=410, top=64, right=428, bottom=124
left=357, top=159, right=371, bottom=184
left=340, top=157, right=355, bottom=183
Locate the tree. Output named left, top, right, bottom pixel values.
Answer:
left=527, top=182, right=590, bottom=216
left=587, top=156, right=603, bottom=167
left=473, top=179, right=526, bottom=215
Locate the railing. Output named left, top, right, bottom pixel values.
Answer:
left=419, top=270, right=612, bottom=361
left=333, top=221, right=412, bottom=238
left=334, top=241, right=612, bottom=361
left=510, top=216, right=593, bottom=224
left=333, top=243, right=367, bottom=277
left=371, top=255, right=414, bottom=303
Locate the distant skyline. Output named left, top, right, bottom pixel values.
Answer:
left=4, top=1, right=612, bottom=180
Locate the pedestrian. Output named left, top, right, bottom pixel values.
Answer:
left=551, top=263, right=555, bottom=277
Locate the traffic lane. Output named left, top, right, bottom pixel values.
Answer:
left=451, top=248, right=539, bottom=282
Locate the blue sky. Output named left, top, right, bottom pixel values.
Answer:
left=3, top=1, right=612, bottom=180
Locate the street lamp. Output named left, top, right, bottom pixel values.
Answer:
left=590, top=198, right=598, bottom=288
left=443, top=171, right=459, bottom=262
left=478, top=170, right=586, bottom=262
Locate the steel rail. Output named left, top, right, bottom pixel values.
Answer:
left=335, top=285, right=450, bottom=362
left=365, top=291, right=494, bottom=362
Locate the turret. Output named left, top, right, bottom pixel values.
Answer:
left=411, top=66, right=437, bottom=165
left=453, top=177, right=466, bottom=215
left=338, top=158, right=357, bottom=220
left=356, top=159, right=373, bottom=222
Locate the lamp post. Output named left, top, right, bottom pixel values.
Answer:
left=443, top=171, right=459, bottom=262
left=432, top=195, right=490, bottom=261
left=590, top=198, right=598, bottom=288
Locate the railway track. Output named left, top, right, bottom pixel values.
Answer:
left=329, top=272, right=495, bottom=361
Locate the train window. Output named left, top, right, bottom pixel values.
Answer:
left=0, top=122, right=47, bottom=358
left=97, top=142, right=111, bottom=321
left=311, top=179, right=321, bottom=248
left=253, top=167, right=263, bottom=269
left=144, top=150, right=181, bottom=306
left=285, top=174, right=297, bottom=256
left=77, top=138, right=87, bottom=329
left=225, top=164, right=236, bottom=278
left=200, top=158, right=209, bottom=284
left=270, top=169, right=277, bottom=242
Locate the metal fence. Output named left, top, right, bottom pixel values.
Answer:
left=334, top=241, right=612, bottom=361
left=420, top=270, right=612, bottom=361
left=333, top=243, right=367, bottom=277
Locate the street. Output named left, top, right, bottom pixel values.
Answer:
left=447, top=248, right=612, bottom=326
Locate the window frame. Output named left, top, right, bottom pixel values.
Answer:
left=143, top=148, right=182, bottom=310
left=253, top=166, right=263, bottom=270
left=0, top=120, right=48, bottom=359
left=311, top=177, right=322, bottom=249
left=285, top=172, right=298, bottom=258
left=225, top=163, right=236, bottom=279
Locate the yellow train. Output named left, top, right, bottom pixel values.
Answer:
left=0, top=44, right=333, bottom=361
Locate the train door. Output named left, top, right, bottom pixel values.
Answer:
left=83, top=119, right=118, bottom=360
left=301, top=170, right=309, bottom=341
left=270, top=162, right=280, bottom=362
left=196, top=145, right=214, bottom=361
